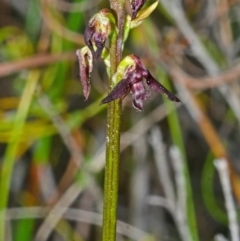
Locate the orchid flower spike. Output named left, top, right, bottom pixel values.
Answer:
left=100, top=54, right=181, bottom=111
left=84, top=9, right=117, bottom=60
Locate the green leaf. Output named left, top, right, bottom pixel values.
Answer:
left=33, top=137, right=52, bottom=165
left=14, top=219, right=35, bottom=241
left=201, top=152, right=228, bottom=224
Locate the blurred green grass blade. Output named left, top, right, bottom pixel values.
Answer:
left=65, top=1, right=85, bottom=34
left=201, top=152, right=228, bottom=224
left=50, top=0, right=84, bottom=99
left=0, top=27, right=21, bottom=42
left=158, top=2, right=174, bottom=24
left=200, top=36, right=227, bottom=68
left=67, top=96, right=106, bottom=128
left=0, top=97, right=106, bottom=143
left=25, top=0, right=41, bottom=42
left=14, top=219, right=35, bottom=241
left=141, top=19, right=199, bottom=240
left=33, top=137, right=52, bottom=164
left=56, top=219, right=84, bottom=241
left=0, top=27, right=33, bottom=59
left=41, top=66, right=59, bottom=94
left=0, top=71, right=39, bottom=240
left=157, top=69, right=199, bottom=241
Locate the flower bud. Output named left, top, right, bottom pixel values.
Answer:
left=130, top=0, right=147, bottom=20
left=76, top=47, right=93, bottom=100
left=84, top=9, right=116, bottom=60
left=100, top=54, right=180, bottom=110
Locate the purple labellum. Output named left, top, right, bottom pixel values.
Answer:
left=131, top=81, right=147, bottom=111
left=130, top=0, right=147, bottom=20
left=100, top=65, right=141, bottom=104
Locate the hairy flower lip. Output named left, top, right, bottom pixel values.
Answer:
left=131, top=81, right=147, bottom=111
left=100, top=54, right=181, bottom=110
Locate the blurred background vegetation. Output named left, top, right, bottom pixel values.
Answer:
left=1, top=0, right=240, bottom=240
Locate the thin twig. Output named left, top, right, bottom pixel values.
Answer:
left=6, top=220, right=12, bottom=241
left=149, top=127, right=175, bottom=211
left=170, top=146, right=192, bottom=241
left=38, top=94, right=82, bottom=167
left=7, top=207, right=149, bottom=240
left=0, top=52, right=75, bottom=78
left=34, top=183, right=84, bottom=241
left=170, top=63, right=240, bottom=90
left=149, top=128, right=193, bottom=241
left=130, top=135, right=149, bottom=229
left=147, top=195, right=173, bottom=211
left=90, top=103, right=178, bottom=173
left=215, top=234, right=230, bottom=241
left=214, top=158, right=240, bottom=241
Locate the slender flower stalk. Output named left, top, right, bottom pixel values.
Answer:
left=102, top=1, right=125, bottom=241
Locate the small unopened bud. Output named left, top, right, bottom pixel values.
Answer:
left=76, top=47, right=93, bottom=100
left=84, top=9, right=116, bottom=60
left=130, top=0, right=147, bottom=20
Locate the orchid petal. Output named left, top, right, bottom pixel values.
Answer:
left=146, top=71, right=181, bottom=102
left=100, top=78, right=131, bottom=104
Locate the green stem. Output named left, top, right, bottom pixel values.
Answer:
left=0, top=70, right=39, bottom=241
left=102, top=101, right=121, bottom=241
left=102, top=1, right=125, bottom=241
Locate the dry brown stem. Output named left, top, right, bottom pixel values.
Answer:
left=0, top=52, right=75, bottom=77
left=170, top=63, right=240, bottom=90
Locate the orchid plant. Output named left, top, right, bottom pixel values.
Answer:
left=76, top=1, right=180, bottom=240
left=76, top=1, right=180, bottom=109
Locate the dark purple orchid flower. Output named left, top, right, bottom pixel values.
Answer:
left=100, top=54, right=181, bottom=111
left=84, top=9, right=115, bottom=60
left=130, top=0, right=147, bottom=20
